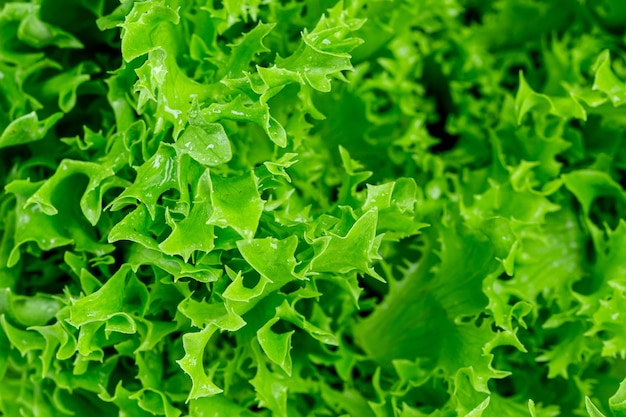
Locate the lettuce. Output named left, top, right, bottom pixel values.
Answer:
left=2, top=0, right=626, bottom=416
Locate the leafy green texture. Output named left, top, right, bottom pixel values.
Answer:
left=2, top=0, right=626, bottom=416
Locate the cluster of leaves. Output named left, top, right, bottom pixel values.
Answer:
left=2, top=0, right=626, bottom=416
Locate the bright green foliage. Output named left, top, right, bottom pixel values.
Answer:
left=2, top=0, right=626, bottom=416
